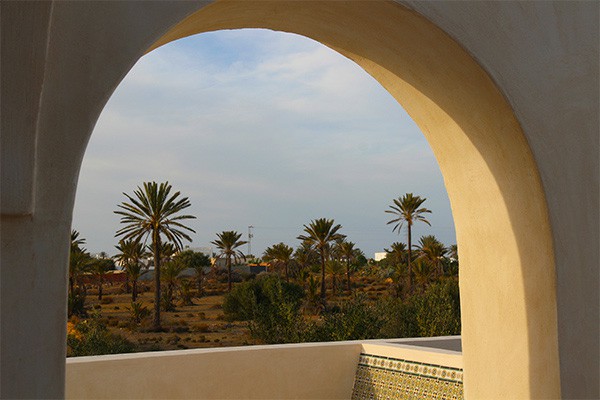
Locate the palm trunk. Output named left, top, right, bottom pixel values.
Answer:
left=320, top=252, right=326, bottom=300
left=407, top=223, right=413, bottom=293
left=98, top=276, right=103, bottom=300
left=227, top=255, right=232, bottom=292
left=197, top=272, right=203, bottom=297
left=132, top=280, right=138, bottom=302
left=284, top=262, right=289, bottom=283
left=152, top=231, right=161, bottom=330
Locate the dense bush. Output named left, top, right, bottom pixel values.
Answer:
left=378, top=297, right=419, bottom=338
left=67, top=315, right=135, bottom=356
left=413, top=279, right=461, bottom=336
left=223, top=274, right=305, bottom=343
left=379, top=279, right=460, bottom=338
left=309, top=294, right=386, bottom=341
left=223, top=274, right=460, bottom=345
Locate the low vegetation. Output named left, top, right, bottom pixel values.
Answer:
left=67, top=184, right=460, bottom=356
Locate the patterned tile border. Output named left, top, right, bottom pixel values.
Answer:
left=351, top=353, right=464, bottom=400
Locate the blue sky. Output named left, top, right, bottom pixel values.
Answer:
left=73, top=29, right=455, bottom=258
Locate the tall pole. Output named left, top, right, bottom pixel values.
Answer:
left=248, top=225, right=254, bottom=257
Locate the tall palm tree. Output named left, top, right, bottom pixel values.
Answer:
left=211, top=231, right=247, bottom=292
left=114, top=239, right=145, bottom=302
left=337, top=240, right=357, bottom=292
left=417, top=235, right=447, bottom=278
left=297, top=218, right=345, bottom=300
left=385, top=193, right=431, bottom=292
left=263, top=242, right=294, bottom=282
left=115, top=181, right=196, bottom=330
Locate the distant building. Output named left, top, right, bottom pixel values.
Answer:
left=374, top=252, right=387, bottom=262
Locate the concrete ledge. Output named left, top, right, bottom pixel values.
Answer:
left=66, top=337, right=462, bottom=399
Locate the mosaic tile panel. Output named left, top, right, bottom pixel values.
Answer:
left=351, top=353, right=463, bottom=400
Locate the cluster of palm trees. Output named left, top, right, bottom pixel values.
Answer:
left=257, top=219, right=366, bottom=303
left=68, top=232, right=117, bottom=315
left=70, top=181, right=455, bottom=331
left=385, top=193, right=457, bottom=294
left=208, top=219, right=365, bottom=303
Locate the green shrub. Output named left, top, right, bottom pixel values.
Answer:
left=309, top=294, right=386, bottom=342
left=223, top=274, right=306, bottom=344
left=67, top=315, right=135, bottom=356
left=378, top=297, right=419, bottom=338
left=161, top=290, right=176, bottom=312
left=413, top=279, right=461, bottom=337
left=128, top=301, right=150, bottom=324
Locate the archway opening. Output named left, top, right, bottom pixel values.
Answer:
left=72, top=27, right=460, bottom=350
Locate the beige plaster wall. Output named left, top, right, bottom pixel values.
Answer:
left=67, top=341, right=362, bottom=399
left=66, top=338, right=462, bottom=399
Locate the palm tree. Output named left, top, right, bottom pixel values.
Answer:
left=325, top=259, right=344, bottom=295
left=337, top=240, right=357, bottom=292
left=114, top=239, right=145, bottom=302
left=294, top=241, right=317, bottom=284
left=263, top=242, right=294, bottom=282
left=449, top=244, right=458, bottom=262
left=385, top=242, right=407, bottom=265
left=297, top=218, right=345, bottom=300
left=417, top=235, right=447, bottom=278
left=71, top=230, right=86, bottom=253
left=91, top=256, right=114, bottom=301
left=68, top=237, right=92, bottom=317
left=211, top=231, right=247, bottom=292
left=174, top=250, right=210, bottom=297
left=412, top=258, right=433, bottom=292
left=69, top=230, right=91, bottom=294
left=161, top=258, right=186, bottom=311
left=384, top=242, right=408, bottom=297
left=114, top=181, right=196, bottom=330
left=385, top=193, right=431, bottom=292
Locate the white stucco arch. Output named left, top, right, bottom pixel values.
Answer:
left=2, top=1, right=597, bottom=399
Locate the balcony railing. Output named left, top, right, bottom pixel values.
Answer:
left=66, top=336, right=462, bottom=399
